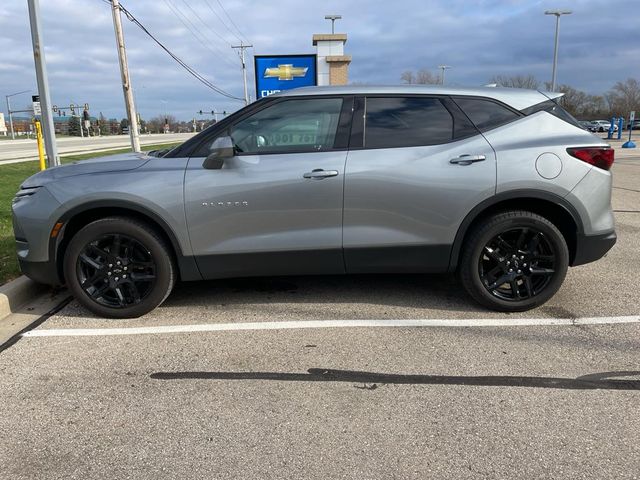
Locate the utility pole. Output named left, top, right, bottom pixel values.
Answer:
left=27, top=0, right=59, bottom=166
left=324, top=15, right=342, bottom=34
left=438, top=65, right=451, bottom=85
left=232, top=42, right=253, bottom=106
left=111, top=0, right=141, bottom=152
left=545, top=10, right=572, bottom=92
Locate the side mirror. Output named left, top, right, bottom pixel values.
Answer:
left=203, top=136, right=235, bottom=169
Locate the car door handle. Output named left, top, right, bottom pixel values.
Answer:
left=303, top=169, right=339, bottom=179
left=450, top=154, right=486, bottom=165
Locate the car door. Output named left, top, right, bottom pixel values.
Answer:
left=343, top=95, right=496, bottom=273
left=184, top=96, right=352, bottom=279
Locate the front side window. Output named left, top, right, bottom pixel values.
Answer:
left=229, top=98, right=343, bottom=154
left=363, top=97, right=454, bottom=149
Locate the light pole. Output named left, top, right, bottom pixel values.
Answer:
left=545, top=10, right=572, bottom=92
left=438, top=65, right=451, bottom=85
left=324, top=15, right=342, bottom=34
left=5, top=90, right=30, bottom=140
left=27, top=0, right=59, bottom=165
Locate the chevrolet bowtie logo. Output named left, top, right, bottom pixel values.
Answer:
left=264, top=64, right=308, bottom=81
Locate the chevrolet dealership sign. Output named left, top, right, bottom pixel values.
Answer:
left=254, top=54, right=317, bottom=99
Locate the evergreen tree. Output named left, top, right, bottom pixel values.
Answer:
left=119, top=118, right=129, bottom=134
left=68, top=116, right=81, bottom=136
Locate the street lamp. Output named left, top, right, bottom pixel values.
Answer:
left=545, top=10, right=572, bottom=92
left=5, top=89, right=31, bottom=140
left=438, top=65, right=452, bottom=85
left=324, top=15, right=342, bottom=34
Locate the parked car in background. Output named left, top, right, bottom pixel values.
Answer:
left=591, top=120, right=617, bottom=132
left=12, top=85, right=617, bottom=317
left=579, top=120, right=596, bottom=132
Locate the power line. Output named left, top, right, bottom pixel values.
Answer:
left=115, top=2, right=243, bottom=101
left=215, top=0, right=250, bottom=44
left=178, top=0, right=233, bottom=47
left=162, top=0, right=238, bottom=69
left=202, top=0, right=241, bottom=44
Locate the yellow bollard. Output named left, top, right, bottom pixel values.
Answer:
left=34, top=120, right=46, bottom=171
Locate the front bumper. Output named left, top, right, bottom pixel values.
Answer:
left=571, top=230, right=617, bottom=266
left=18, top=256, right=62, bottom=286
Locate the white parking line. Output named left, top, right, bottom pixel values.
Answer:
left=20, top=315, right=640, bottom=338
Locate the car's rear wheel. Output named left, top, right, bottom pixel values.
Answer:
left=63, top=217, right=176, bottom=318
left=459, top=211, right=569, bottom=312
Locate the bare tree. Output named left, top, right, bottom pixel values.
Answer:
left=490, top=74, right=540, bottom=89
left=606, top=78, right=640, bottom=115
left=558, top=86, right=585, bottom=113
left=147, top=114, right=177, bottom=133
left=401, top=69, right=439, bottom=85
left=581, top=95, right=608, bottom=118
left=550, top=84, right=610, bottom=119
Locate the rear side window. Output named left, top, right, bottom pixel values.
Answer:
left=364, top=97, right=453, bottom=148
left=521, top=100, right=583, bottom=129
left=453, top=97, right=521, bottom=132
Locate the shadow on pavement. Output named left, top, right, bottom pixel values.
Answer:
left=150, top=368, right=640, bottom=391
left=161, top=273, right=479, bottom=312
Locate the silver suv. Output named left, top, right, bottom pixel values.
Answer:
left=12, top=86, right=616, bottom=318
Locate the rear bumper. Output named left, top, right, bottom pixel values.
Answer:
left=571, top=230, right=616, bottom=266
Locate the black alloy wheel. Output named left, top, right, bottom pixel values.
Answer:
left=479, top=227, right=556, bottom=301
left=459, top=211, right=569, bottom=312
left=76, top=233, right=157, bottom=309
left=64, top=217, right=176, bottom=318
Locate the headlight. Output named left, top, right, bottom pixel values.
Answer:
left=12, top=187, right=41, bottom=204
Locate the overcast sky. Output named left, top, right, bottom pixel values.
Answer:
left=1, top=0, right=638, bottom=121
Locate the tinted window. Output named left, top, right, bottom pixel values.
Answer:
left=521, top=100, right=582, bottom=129
left=364, top=97, right=453, bottom=148
left=453, top=97, right=520, bottom=132
left=229, top=98, right=343, bottom=154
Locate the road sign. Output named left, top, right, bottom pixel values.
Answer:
left=32, top=95, right=41, bottom=116
left=254, top=54, right=317, bottom=99
left=623, top=110, right=637, bottom=148
left=0, top=113, right=6, bottom=133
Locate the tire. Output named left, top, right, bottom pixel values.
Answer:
left=458, top=211, right=569, bottom=312
left=63, top=217, right=176, bottom=318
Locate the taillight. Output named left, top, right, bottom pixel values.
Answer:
left=567, top=147, right=615, bottom=171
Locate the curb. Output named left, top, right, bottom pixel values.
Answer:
left=0, top=275, right=47, bottom=321
left=0, top=276, right=71, bottom=352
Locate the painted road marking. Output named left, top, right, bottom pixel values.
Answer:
left=21, top=315, right=640, bottom=338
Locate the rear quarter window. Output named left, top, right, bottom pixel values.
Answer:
left=521, top=99, right=583, bottom=129
left=452, top=97, right=522, bottom=132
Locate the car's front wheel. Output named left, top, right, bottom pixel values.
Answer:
left=458, top=211, right=569, bottom=312
left=63, top=217, right=176, bottom=318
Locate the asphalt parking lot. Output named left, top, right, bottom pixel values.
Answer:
left=1, top=155, right=639, bottom=479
